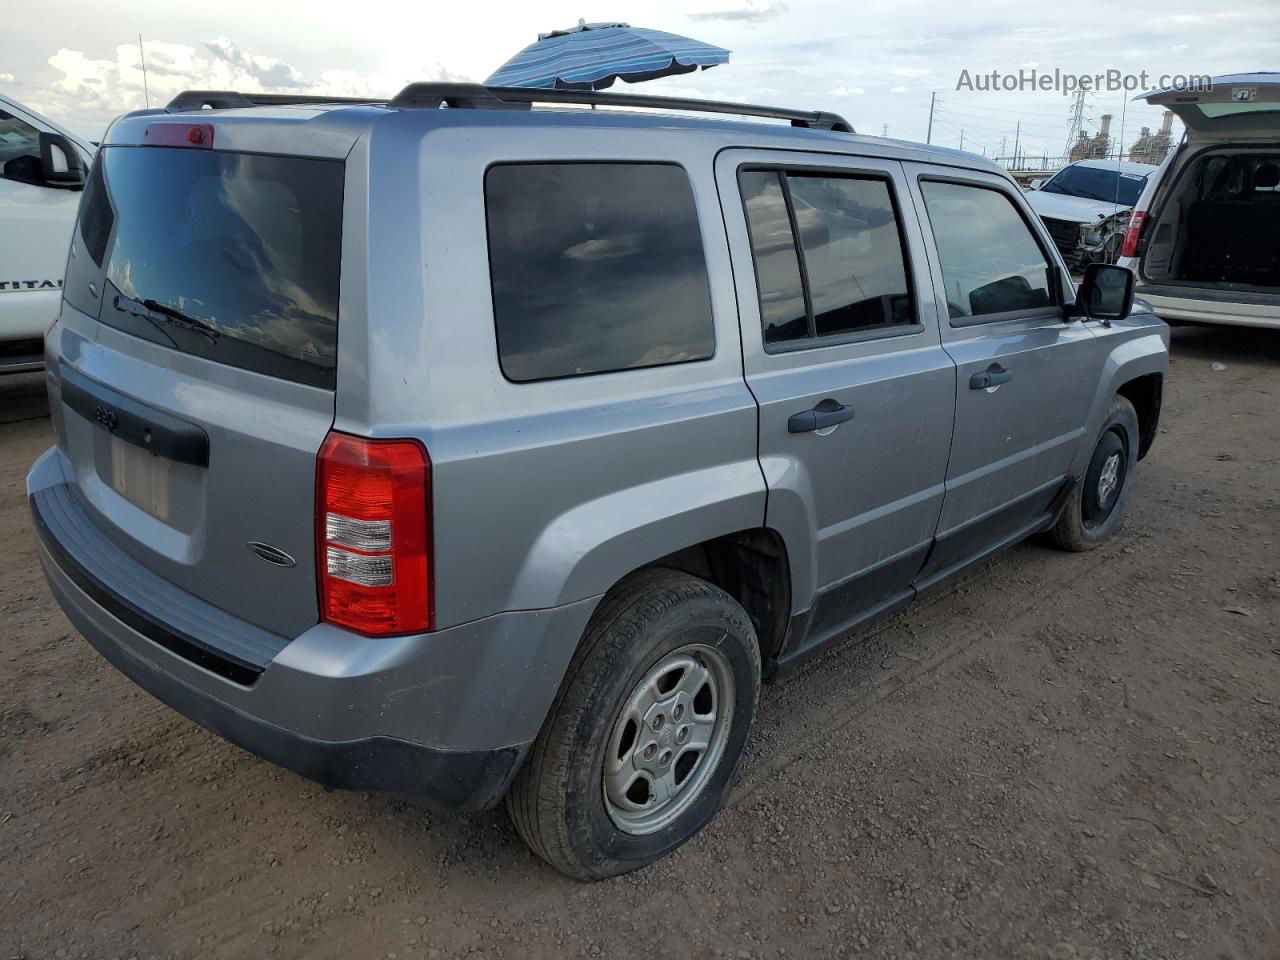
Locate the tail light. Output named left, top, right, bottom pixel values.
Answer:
left=316, top=431, right=432, bottom=635
left=1120, top=210, right=1148, bottom=259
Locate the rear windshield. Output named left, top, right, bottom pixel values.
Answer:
left=91, top=146, right=343, bottom=389
left=1041, top=165, right=1148, bottom=206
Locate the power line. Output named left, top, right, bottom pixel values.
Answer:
left=940, top=99, right=1078, bottom=122
left=937, top=107, right=1065, bottom=135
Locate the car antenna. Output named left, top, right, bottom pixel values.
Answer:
left=138, top=34, right=151, bottom=108
left=1111, top=96, right=1128, bottom=261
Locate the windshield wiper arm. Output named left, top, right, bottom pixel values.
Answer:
left=113, top=293, right=220, bottom=344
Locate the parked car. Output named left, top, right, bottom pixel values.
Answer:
left=1026, top=159, right=1156, bottom=268
left=0, top=93, right=94, bottom=373
left=29, top=84, right=1169, bottom=879
left=1118, top=72, right=1280, bottom=329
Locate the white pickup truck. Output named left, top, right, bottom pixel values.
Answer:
left=1, top=93, right=95, bottom=373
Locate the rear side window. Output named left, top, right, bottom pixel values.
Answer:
left=485, top=162, right=714, bottom=382
left=919, top=180, right=1054, bottom=322
left=740, top=169, right=915, bottom=348
left=96, top=147, right=344, bottom=389
left=78, top=158, right=113, bottom=266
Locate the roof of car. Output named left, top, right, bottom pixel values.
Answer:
left=111, top=85, right=1007, bottom=177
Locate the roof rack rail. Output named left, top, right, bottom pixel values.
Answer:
left=166, top=84, right=854, bottom=133
left=387, top=83, right=530, bottom=110
left=390, top=82, right=854, bottom=132
left=166, top=90, right=387, bottom=112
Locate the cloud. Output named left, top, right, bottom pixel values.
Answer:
left=27, top=37, right=467, bottom=134
left=201, top=37, right=309, bottom=89
left=828, top=86, right=864, bottom=97
left=889, top=85, right=908, bottom=94
left=687, top=0, right=789, bottom=23
left=892, top=68, right=931, bottom=78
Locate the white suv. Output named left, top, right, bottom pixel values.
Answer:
left=0, top=93, right=95, bottom=372
left=1118, top=72, right=1280, bottom=329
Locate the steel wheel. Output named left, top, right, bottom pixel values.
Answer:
left=1082, top=427, right=1128, bottom=529
left=602, top=642, right=735, bottom=836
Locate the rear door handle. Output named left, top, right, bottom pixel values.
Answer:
left=788, top=399, right=854, bottom=434
left=969, top=364, right=1012, bottom=390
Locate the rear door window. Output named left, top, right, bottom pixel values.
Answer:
left=740, top=169, right=916, bottom=349
left=739, top=171, right=808, bottom=344
left=919, top=180, right=1055, bottom=322
left=94, top=147, right=344, bottom=389
left=485, top=162, right=715, bottom=382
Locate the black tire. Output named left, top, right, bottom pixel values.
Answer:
left=1047, top=394, right=1140, bottom=552
left=506, top=568, right=761, bottom=880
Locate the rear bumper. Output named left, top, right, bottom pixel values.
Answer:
left=1134, top=286, right=1280, bottom=329
left=28, top=446, right=599, bottom=810
left=65, top=595, right=526, bottom=806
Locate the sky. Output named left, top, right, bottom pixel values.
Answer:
left=4, top=0, right=1278, bottom=163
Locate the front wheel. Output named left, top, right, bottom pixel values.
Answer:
left=1047, top=394, right=1140, bottom=552
left=507, top=569, right=761, bottom=880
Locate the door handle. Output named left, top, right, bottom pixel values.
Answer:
left=788, top=399, right=854, bottom=434
left=969, top=364, right=1012, bottom=390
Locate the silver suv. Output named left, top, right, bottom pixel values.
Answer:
left=29, top=84, right=1169, bottom=879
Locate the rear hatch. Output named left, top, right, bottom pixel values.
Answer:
left=1134, top=75, right=1280, bottom=293
left=1142, top=72, right=1280, bottom=144
left=48, top=120, right=349, bottom=639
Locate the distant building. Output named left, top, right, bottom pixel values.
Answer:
left=1129, top=111, right=1175, bottom=165
left=1070, top=114, right=1114, bottom=161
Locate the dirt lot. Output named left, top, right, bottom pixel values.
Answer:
left=1, top=326, right=1277, bottom=960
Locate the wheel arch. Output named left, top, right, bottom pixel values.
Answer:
left=1071, top=330, right=1168, bottom=477
left=1116, top=372, right=1163, bottom=460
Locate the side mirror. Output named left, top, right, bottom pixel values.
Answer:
left=38, top=132, right=85, bottom=189
left=1071, top=263, right=1135, bottom=323
left=1030, top=178, right=1045, bottom=190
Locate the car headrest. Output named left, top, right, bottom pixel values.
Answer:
left=1254, top=162, right=1280, bottom=190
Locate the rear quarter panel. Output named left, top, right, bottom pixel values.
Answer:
left=336, top=113, right=766, bottom=628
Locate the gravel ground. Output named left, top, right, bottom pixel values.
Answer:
left=1, top=325, right=1277, bottom=960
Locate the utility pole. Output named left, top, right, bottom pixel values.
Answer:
left=959, top=129, right=965, bottom=151
left=1012, top=121, right=1021, bottom=170
left=138, top=34, right=150, bottom=108
left=1000, top=135, right=1007, bottom=165
left=881, top=123, right=889, bottom=137
left=926, top=92, right=936, bottom=144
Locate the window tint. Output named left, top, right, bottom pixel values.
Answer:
left=920, top=181, right=1054, bottom=320
left=787, top=176, right=913, bottom=336
left=0, top=108, right=42, bottom=185
left=741, top=169, right=915, bottom=347
left=740, top=171, right=808, bottom=344
left=485, top=163, right=714, bottom=382
left=78, top=158, right=113, bottom=266
left=97, top=147, right=345, bottom=389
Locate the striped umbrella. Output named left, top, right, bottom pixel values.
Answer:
left=486, top=21, right=730, bottom=91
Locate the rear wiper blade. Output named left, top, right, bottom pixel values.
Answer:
left=113, top=293, right=220, bottom=344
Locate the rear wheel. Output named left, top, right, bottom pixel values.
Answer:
left=1047, top=395, right=1139, bottom=551
left=507, top=569, right=760, bottom=880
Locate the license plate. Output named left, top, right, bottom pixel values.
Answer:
left=109, top=436, right=172, bottom=522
